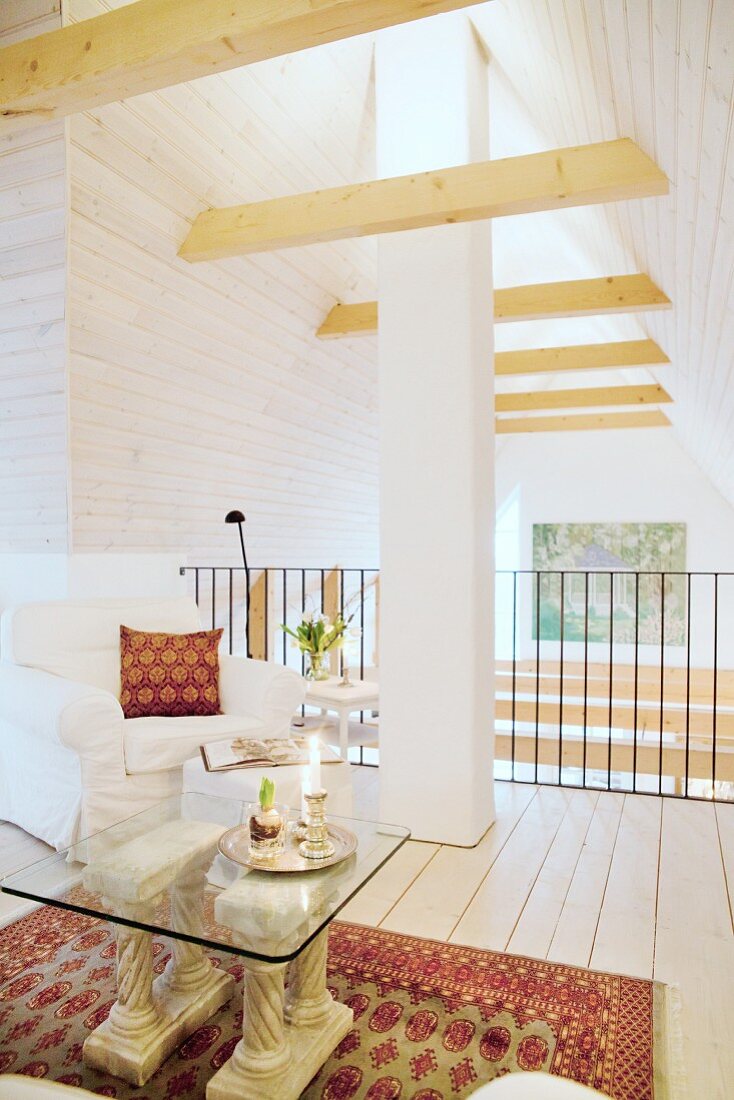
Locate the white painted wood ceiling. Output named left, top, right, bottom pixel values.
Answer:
left=62, top=0, right=732, bottom=561
left=471, top=0, right=734, bottom=506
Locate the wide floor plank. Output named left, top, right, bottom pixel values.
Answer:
left=589, top=794, right=661, bottom=977
left=507, top=788, right=599, bottom=958
left=381, top=781, right=537, bottom=941
left=655, top=799, right=734, bottom=1100
left=714, top=800, right=734, bottom=926
left=338, top=838, right=439, bottom=926
left=450, top=785, right=573, bottom=950
left=548, top=791, right=624, bottom=966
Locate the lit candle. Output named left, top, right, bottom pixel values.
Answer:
left=309, top=735, right=321, bottom=794
left=301, top=766, right=311, bottom=821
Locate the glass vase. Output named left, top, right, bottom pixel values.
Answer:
left=305, top=652, right=330, bottom=681
left=248, top=802, right=288, bottom=862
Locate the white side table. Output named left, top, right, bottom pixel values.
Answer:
left=305, top=677, right=380, bottom=760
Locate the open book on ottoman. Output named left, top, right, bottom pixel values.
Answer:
left=201, top=736, right=342, bottom=773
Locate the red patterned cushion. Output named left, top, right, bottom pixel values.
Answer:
left=119, top=625, right=223, bottom=718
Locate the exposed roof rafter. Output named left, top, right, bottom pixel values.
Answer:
left=179, top=139, right=668, bottom=261
left=496, top=383, right=672, bottom=414
left=496, top=410, right=671, bottom=433
left=495, top=339, right=669, bottom=376
left=0, top=0, right=490, bottom=135
left=316, top=274, right=671, bottom=338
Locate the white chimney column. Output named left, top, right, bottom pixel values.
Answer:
left=376, top=14, right=496, bottom=844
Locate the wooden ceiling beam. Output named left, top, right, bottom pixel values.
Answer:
left=494, top=273, right=670, bottom=321
left=0, top=0, right=491, bottom=136
left=316, top=274, right=671, bottom=338
left=495, top=383, right=672, bottom=414
left=180, top=138, right=667, bottom=261
left=495, top=338, right=668, bottom=376
left=496, top=410, right=671, bottom=434
left=318, top=302, right=379, bottom=339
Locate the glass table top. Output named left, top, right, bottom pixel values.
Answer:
left=1, top=793, right=409, bottom=963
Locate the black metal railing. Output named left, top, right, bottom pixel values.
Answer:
left=180, top=566, right=379, bottom=682
left=183, top=566, right=734, bottom=802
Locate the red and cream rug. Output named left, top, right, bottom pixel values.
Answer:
left=0, top=908, right=675, bottom=1099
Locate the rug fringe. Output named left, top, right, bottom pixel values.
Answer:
left=664, top=983, right=688, bottom=1100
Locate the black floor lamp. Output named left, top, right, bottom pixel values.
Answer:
left=225, top=510, right=251, bottom=659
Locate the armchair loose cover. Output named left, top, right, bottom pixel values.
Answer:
left=0, top=597, right=304, bottom=849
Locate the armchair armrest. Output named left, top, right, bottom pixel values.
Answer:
left=0, top=663, right=124, bottom=756
left=218, top=656, right=305, bottom=736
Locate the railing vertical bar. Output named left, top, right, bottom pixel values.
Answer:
left=583, top=571, right=589, bottom=787
left=713, top=573, right=719, bottom=796
left=245, top=567, right=251, bottom=659
left=534, top=571, right=541, bottom=785
left=684, top=572, right=691, bottom=798
left=301, top=570, right=306, bottom=680
left=211, top=567, right=216, bottom=631
left=559, top=571, right=565, bottom=786
left=659, top=572, right=665, bottom=796
left=282, top=570, right=288, bottom=666
left=607, top=571, right=613, bottom=790
left=264, top=569, right=269, bottom=661
left=511, top=571, right=517, bottom=782
left=340, top=569, right=345, bottom=677
left=359, top=570, right=366, bottom=681
left=632, top=573, right=639, bottom=793
left=359, top=571, right=366, bottom=722
left=228, top=568, right=233, bottom=656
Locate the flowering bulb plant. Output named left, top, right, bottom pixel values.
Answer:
left=280, top=594, right=365, bottom=680
left=281, top=608, right=355, bottom=657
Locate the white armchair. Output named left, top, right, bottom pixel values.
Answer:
left=0, top=597, right=304, bottom=850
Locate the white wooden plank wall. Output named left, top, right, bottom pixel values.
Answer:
left=0, top=1, right=68, bottom=553
left=66, top=0, right=379, bottom=566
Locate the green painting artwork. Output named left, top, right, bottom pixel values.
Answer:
left=532, top=523, right=687, bottom=646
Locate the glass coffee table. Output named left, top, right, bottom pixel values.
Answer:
left=1, top=792, right=409, bottom=1100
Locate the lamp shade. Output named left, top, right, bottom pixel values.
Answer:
left=225, top=510, right=246, bottom=524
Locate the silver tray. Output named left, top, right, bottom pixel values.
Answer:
left=218, top=821, right=358, bottom=873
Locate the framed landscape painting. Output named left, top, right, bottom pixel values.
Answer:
left=532, top=522, right=687, bottom=646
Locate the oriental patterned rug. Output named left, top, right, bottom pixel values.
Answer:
left=0, top=908, right=676, bottom=1099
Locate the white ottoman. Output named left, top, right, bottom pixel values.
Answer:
left=181, top=754, right=353, bottom=819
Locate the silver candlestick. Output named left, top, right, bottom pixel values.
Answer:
left=299, top=790, right=335, bottom=860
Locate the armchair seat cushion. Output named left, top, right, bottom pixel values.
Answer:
left=123, top=712, right=263, bottom=775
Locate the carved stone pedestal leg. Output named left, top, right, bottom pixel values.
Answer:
left=207, top=959, right=290, bottom=1100
left=84, top=867, right=233, bottom=1087
left=83, top=900, right=169, bottom=1086
left=207, top=932, right=353, bottom=1100
left=156, top=863, right=234, bottom=1025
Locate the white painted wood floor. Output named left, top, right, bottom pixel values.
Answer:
left=343, top=768, right=734, bottom=1100
left=1, top=773, right=733, bottom=1098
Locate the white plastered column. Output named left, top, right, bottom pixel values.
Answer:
left=376, top=13, right=496, bottom=845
